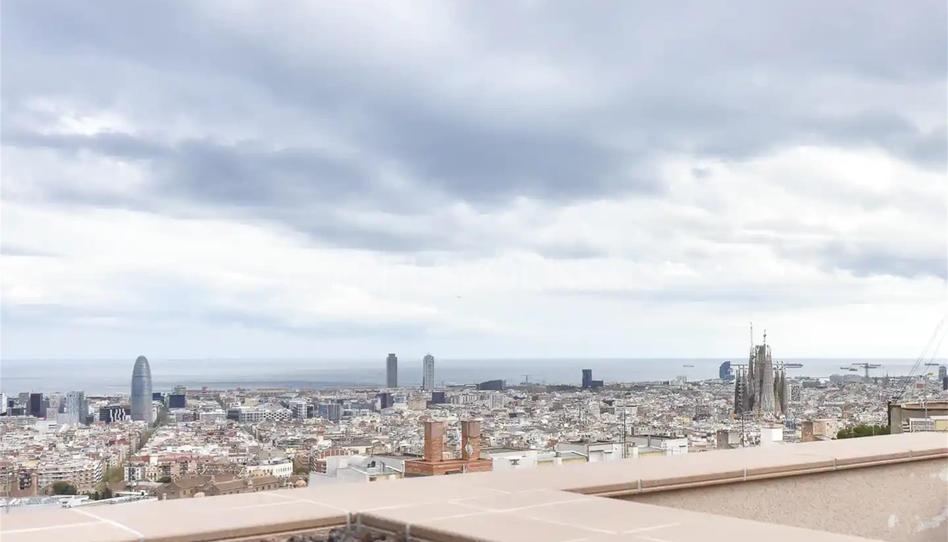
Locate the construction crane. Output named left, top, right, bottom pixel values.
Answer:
left=844, top=362, right=882, bottom=381
left=895, top=316, right=946, bottom=402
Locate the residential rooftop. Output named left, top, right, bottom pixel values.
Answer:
left=2, top=432, right=945, bottom=542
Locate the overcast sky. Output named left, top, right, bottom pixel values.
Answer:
left=1, top=1, right=945, bottom=360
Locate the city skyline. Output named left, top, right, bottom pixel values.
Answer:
left=1, top=2, right=944, bottom=360
left=0, top=2, right=945, bottom=539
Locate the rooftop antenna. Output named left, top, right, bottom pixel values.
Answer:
left=750, top=322, right=754, bottom=347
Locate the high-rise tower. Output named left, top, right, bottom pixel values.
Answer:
left=64, top=391, right=87, bottom=425
left=131, top=355, right=153, bottom=423
left=386, top=353, right=398, bottom=388
left=422, top=354, right=435, bottom=391
left=28, top=393, right=46, bottom=418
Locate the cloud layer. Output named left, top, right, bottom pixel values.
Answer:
left=2, top=1, right=945, bottom=359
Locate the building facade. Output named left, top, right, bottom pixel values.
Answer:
left=62, top=392, right=88, bottom=426
left=28, top=393, right=45, bottom=418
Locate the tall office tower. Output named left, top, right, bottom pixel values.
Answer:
left=422, top=354, right=435, bottom=391
left=386, top=353, right=398, bottom=388
left=131, top=355, right=154, bottom=423
left=28, top=393, right=46, bottom=418
left=718, top=361, right=733, bottom=381
left=0, top=393, right=6, bottom=415
left=64, top=391, right=87, bottom=425
left=581, top=369, right=592, bottom=389
left=940, top=365, right=947, bottom=381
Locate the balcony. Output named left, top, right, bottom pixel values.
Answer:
left=2, top=432, right=945, bottom=542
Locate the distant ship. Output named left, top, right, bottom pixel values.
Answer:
left=682, top=364, right=695, bottom=368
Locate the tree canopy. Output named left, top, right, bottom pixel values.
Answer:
left=50, top=481, right=78, bottom=495
left=836, top=424, right=890, bottom=439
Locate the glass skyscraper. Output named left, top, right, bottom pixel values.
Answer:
left=422, top=354, right=435, bottom=391
left=386, top=353, right=398, bottom=388
left=64, top=391, right=87, bottom=425
left=131, top=355, right=153, bottom=423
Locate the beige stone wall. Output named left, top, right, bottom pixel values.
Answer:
left=626, top=458, right=948, bottom=542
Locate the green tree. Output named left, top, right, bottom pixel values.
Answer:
left=104, top=466, right=124, bottom=484
left=837, top=424, right=889, bottom=439
left=51, top=481, right=78, bottom=495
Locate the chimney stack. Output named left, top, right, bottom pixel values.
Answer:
left=461, top=420, right=482, bottom=461
left=801, top=421, right=815, bottom=442
left=423, top=421, right=444, bottom=462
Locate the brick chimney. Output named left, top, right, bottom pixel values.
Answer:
left=461, top=420, right=482, bottom=461
left=801, top=421, right=815, bottom=442
left=423, top=421, right=444, bottom=462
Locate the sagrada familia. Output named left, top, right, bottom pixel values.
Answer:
left=733, top=331, right=788, bottom=418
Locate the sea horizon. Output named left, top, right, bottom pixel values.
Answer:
left=2, top=357, right=943, bottom=395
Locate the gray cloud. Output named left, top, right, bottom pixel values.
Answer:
left=817, top=241, right=947, bottom=280
left=548, top=284, right=852, bottom=309
left=0, top=243, right=60, bottom=258
left=3, top=2, right=944, bottom=214
left=0, top=0, right=945, bottom=359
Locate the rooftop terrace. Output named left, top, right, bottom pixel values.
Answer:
left=2, top=432, right=946, bottom=542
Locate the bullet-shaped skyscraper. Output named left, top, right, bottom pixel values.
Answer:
left=386, top=353, right=398, bottom=388
left=422, top=354, right=435, bottom=391
left=131, top=355, right=153, bottom=423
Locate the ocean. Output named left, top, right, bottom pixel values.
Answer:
left=0, top=357, right=938, bottom=395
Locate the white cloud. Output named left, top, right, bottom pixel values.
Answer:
left=1, top=1, right=944, bottom=360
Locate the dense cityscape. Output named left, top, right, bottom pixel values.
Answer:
left=2, top=0, right=945, bottom=540
left=3, top=339, right=946, bottom=511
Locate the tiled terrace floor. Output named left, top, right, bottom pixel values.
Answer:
left=1, top=432, right=945, bottom=542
